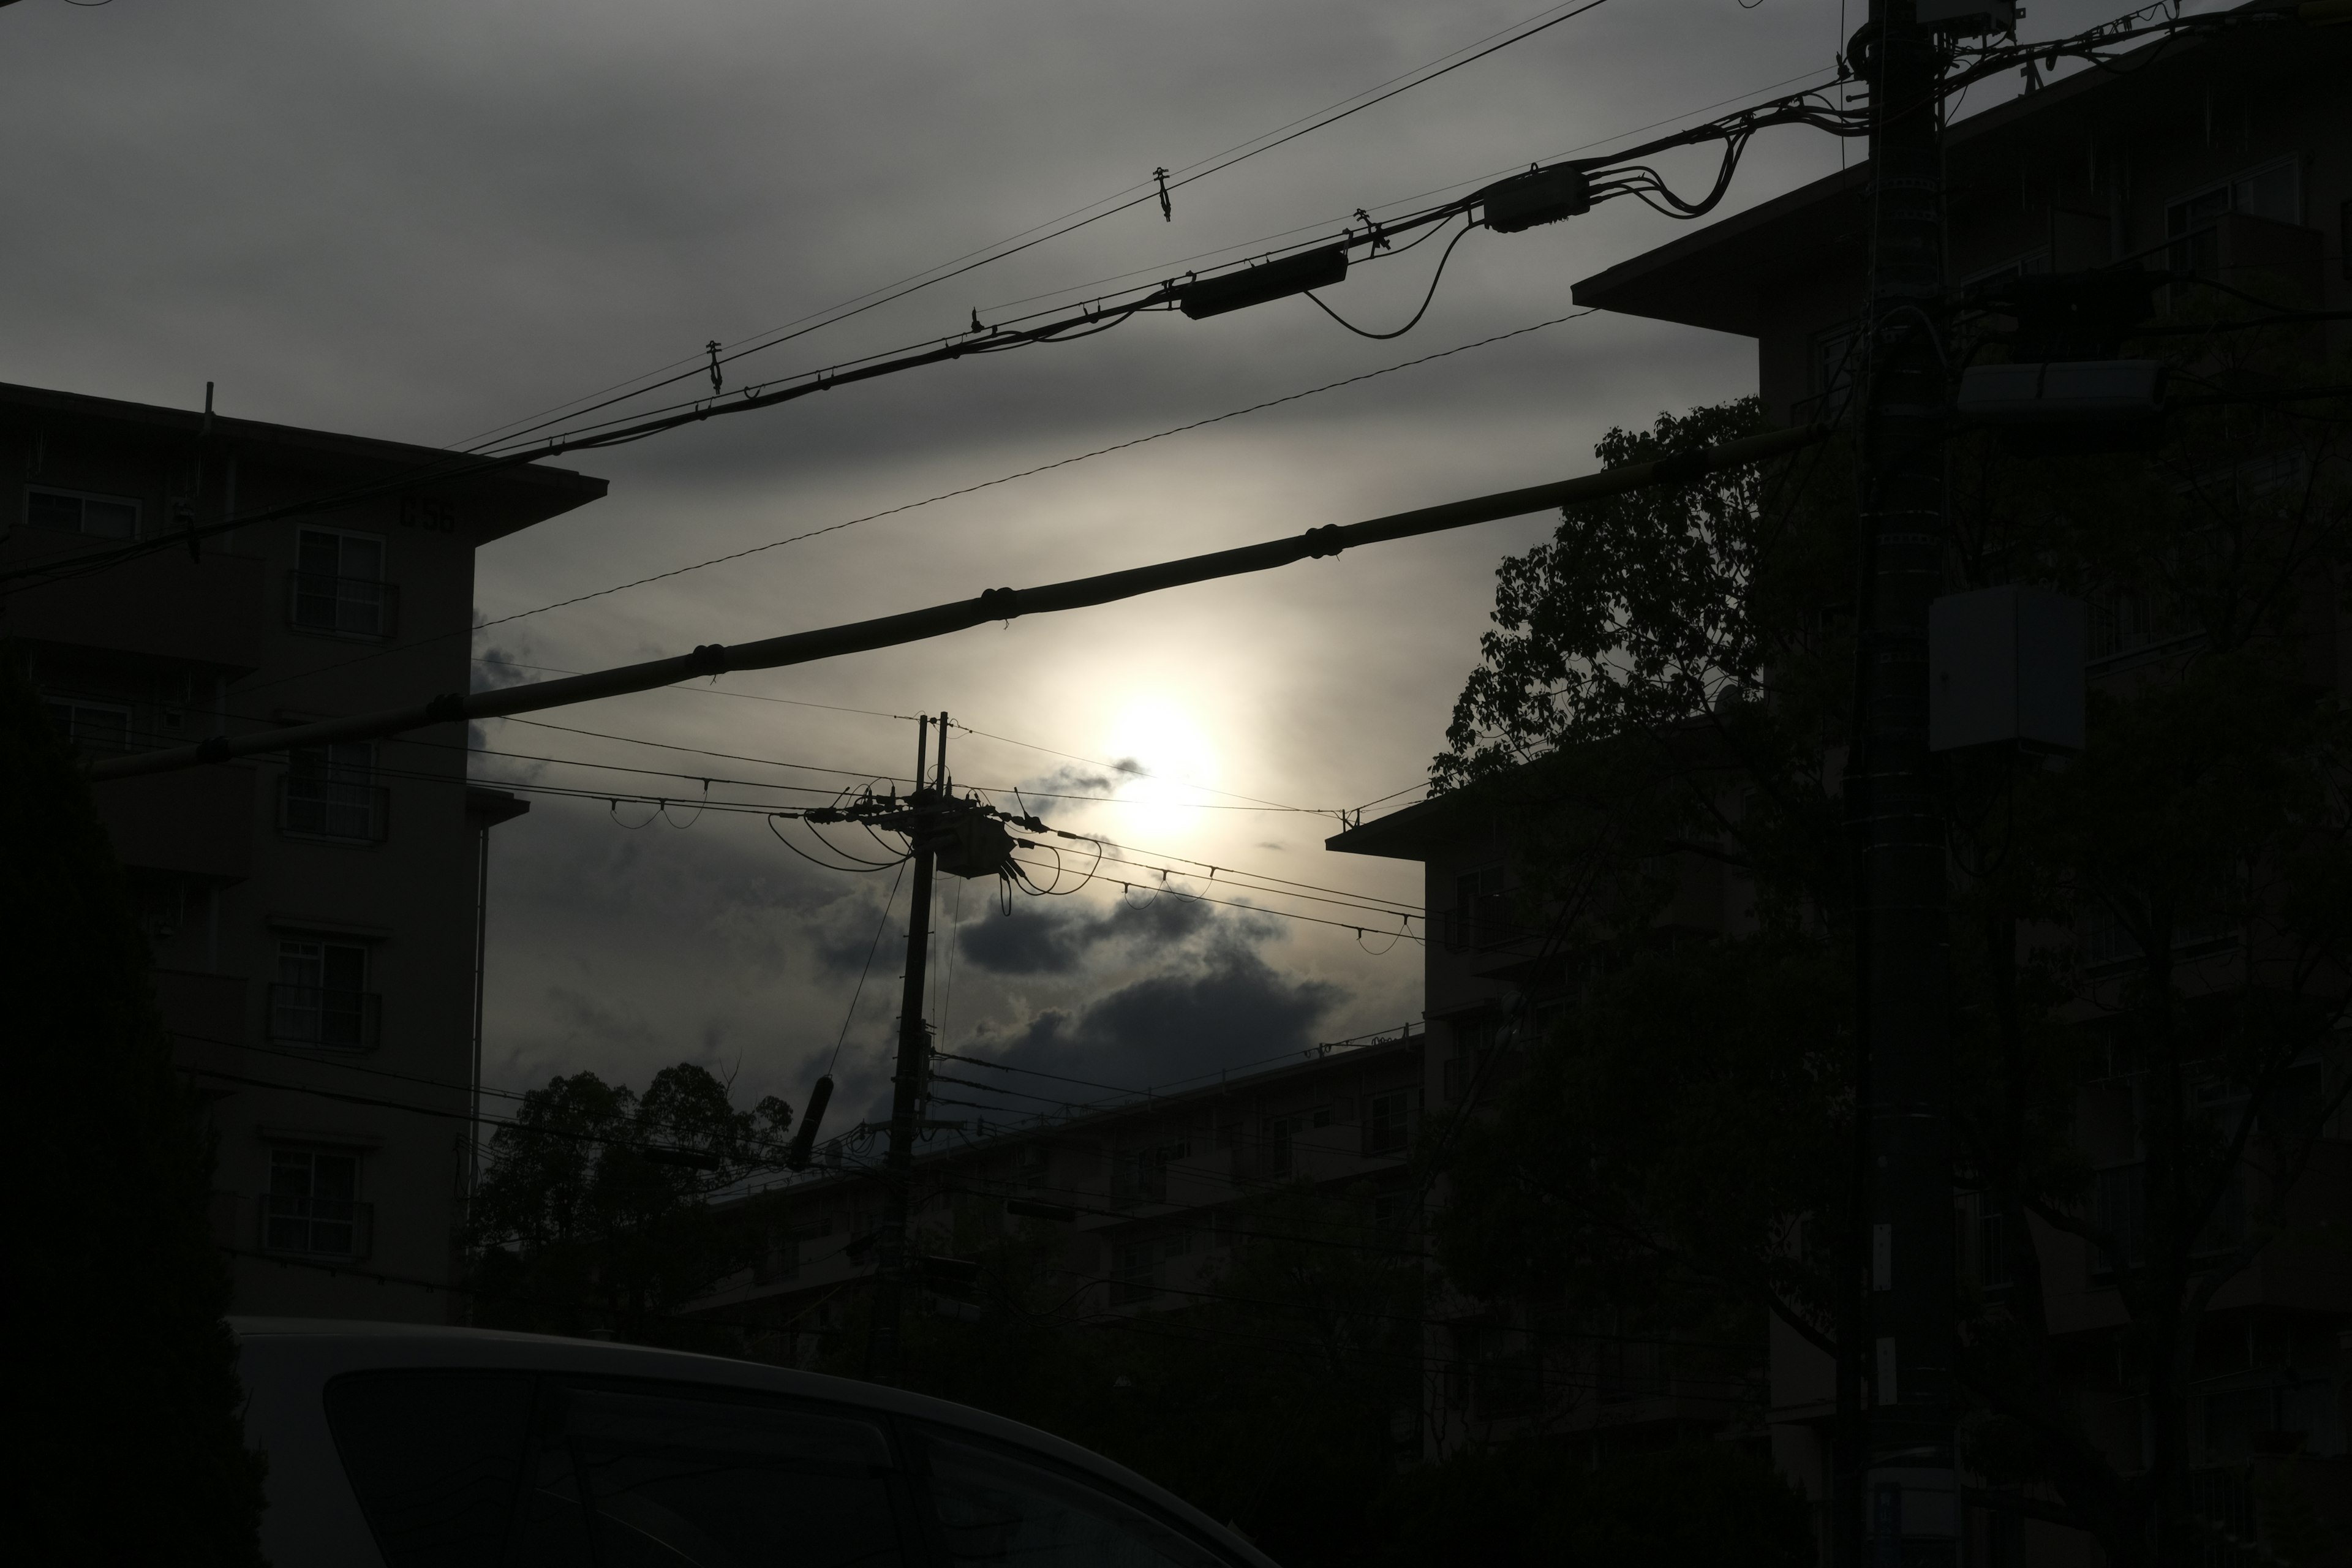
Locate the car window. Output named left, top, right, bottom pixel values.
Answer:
left=564, top=1387, right=903, bottom=1568
left=921, top=1434, right=1224, bottom=1568
left=325, top=1371, right=560, bottom=1567
left=326, top=1371, right=903, bottom=1568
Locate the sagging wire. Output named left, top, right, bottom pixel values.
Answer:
left=829, top=861, right=908, bottom=1077
left=660, top=778, right=712, bottom=829
left=609, top=797, right=663, bottom=830
left=766, top=813, right=907, bottom=875
left=1305, top=216, right=1478, bottom=341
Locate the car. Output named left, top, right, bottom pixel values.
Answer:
left=233, top=1317, right=1282, bottom=1567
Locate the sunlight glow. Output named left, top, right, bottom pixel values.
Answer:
left=1101, top=695, right=1221, bottom=839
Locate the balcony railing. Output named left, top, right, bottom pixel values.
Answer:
left=258, top=1193, right=374, bottom=1259
left=277, top=775, right=390, bottom=843
left=286, top=571, right=399, bottom=639
left=268, top=983, right=382, bottom=1049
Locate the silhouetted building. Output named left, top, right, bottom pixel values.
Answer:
left=2, top=380, right=604, bottom=1320
left=1329, top=781, right=1766, bottom=1461
left=1556, top=16, right=2352, bottom=1566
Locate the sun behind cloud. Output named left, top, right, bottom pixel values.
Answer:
left=1101, top=692, right=1221, bottom=842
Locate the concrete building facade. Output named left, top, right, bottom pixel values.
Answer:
left=2, top=380, right=603, bottom=1321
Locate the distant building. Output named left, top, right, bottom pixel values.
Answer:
left=2, top=380, right=604, bottom=1321
left=686, top=1030, right=1426, bottom=1390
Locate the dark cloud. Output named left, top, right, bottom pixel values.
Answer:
left=1016, top=759, right=1143, bottom=802
left=473, top=644, right=539, bottom=692
left=968, top=940, right=1340, bottom=1090
left=957, top=891, right=1215, bottom=975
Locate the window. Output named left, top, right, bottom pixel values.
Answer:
left=24, top=485, right=138, bottom=539
left=1372, top=1188, right=1416, bottom=1230
left=1365, top=1091, right=1414, bottom=1157
left=1112, top=1141, right=1188, bottom=1204
left=1262, top=1115, right=1303, bottom=1178
left=272, top=938, right=380, bottom=1047
left=1960, top=1192, right=2015, bottom=1291
left=40, top=696, right=133, bottom=755
left=2166, top=156, right=2301, bottom=278
left=922, top=1433, right=1219, bottom=1567
left=263, top=1148, right=368, bottom=1257
left=289, top=527, right=396, bottom=637
left=1112, top=1232, right=1189, bottom=1305
left=281, top=742, right=388, bottom=842
left=325, top=1373, right=905, bottom=1568
left=1445, top=865, right=1512, bottom=950
left=567, top=1387, right=903, bottom=1568
left=1444, top=1016, right=1499, bottom=1102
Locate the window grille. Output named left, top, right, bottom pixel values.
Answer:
left=261, top=1148, right=371, bottom=1258
left=289, top=527, right=396, bottom=638
left=281, top=743, right=389, bottom=842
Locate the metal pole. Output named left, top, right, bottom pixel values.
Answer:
left=1855, top=6, right=1956, bottom=1567
left=864, top=715, right=937, bottom=1385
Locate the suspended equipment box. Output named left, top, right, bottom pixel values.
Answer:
left=1928, top=585, right=2086, bottom=753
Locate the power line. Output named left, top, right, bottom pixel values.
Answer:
left=158, top=306, right=1601, bottom=712
left=97, top=420, right=1825, bottom=782
left=443, top=0, right=1621, bottom=455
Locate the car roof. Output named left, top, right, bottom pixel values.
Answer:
left=232, top=1317, right=1278, bottom=1567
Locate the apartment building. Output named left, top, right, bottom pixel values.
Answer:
left=1474, top=12, right=2352, bottom=1562
left=685, top=1030, right=1424, bottom=1380
left=1327, top=777, right=1764, bottom=1461
left=2, top=380, right=605, bottom=1321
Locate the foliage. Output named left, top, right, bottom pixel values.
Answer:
left=1434, top=936, right=1848, bottom=1351
left=1368, top=1438, right=1815, bottom=1568
left=0, top=643, right=266, bottom=1564
left=1430, top=313, right=2352, bottom=1568
left=469, top=1063, right=793, bottom=1346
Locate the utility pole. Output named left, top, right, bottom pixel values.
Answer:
left=1853, top=4, right=1957, bottom=1567
left=864, top=711, right=948, bottom=1385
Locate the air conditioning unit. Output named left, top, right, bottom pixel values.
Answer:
left=1929, top=585, right=2086, bottom=754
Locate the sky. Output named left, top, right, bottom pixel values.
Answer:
left=1, top=0, right=2163, bottom=1140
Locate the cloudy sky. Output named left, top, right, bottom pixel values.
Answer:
left=4, top=0, right=2145, bottom=1135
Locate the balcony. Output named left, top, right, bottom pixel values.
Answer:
left=268, top=983, right=382, bottom=1050
left=258, top=1193, right=374, bottom=1259
left=0, top=530, right=268, bottom=671
left=277, top=774, right=389, bottom=843
left=285, top=571, right=399, bottom=639
left=156, top=970, right=250, bottom=1049
left=92, top=766, right=255, bottom=881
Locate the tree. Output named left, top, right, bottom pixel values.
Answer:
left=468, top=1063, right=793, bottom=1346
left=1, top=643, right=266, bottom=1564
left=1431, top=309, right=2352, bottom=1568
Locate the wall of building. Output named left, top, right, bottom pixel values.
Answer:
left=2, top=388, right=600, bottom=1322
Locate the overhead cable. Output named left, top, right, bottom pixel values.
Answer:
left=92, top=420, right=1826, bottom=782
